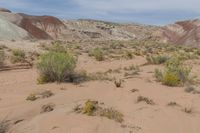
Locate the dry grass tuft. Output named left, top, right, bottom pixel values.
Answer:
left=74, top=100, right=124, bottom=123
left=137, top=96, right=155, bottom=105
left=26, top=90, right=54, bottom=101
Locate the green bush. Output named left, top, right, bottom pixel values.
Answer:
left=165, top=58, right=191, bottom=83
left=154, top=57, right=191, bottom=86
left=11, top=49, right=25, bottom=63
left=89, top=48, right=104, bottom=61
left=37, top=51, right=76, bottom=83
left=146, top=54, right=170, bottom=64
left=162, top=71, right=180, bottom=86
left=0, top=50, right=5, bottom=67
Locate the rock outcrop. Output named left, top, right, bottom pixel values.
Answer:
left=0, top=15, right=30, bottom=40
left=0, top=8, right=66, bottom=40
left=159, top=19, right=200, bottom=47
left=18, top=13, right=66, bottom=39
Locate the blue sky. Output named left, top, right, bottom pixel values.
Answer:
left=0, top=0, right=199, bottom=25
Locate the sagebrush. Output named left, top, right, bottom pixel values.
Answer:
left=154, top=57, right=191, bottom=86
left=11, top=49, right=26, bottom=63
left=37, top=51, right=76, bottom=83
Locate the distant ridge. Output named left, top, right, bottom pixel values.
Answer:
left=0, top=7, right=200, bottom=46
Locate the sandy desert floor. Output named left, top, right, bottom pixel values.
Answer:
left=0, top=41, right=200, bottom=133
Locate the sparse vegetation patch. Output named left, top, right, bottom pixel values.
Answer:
left=146, top=54, right=170, bottom=65
left=184, top=85, right=200, bottom=94
left=137, top=96, right=155, bottom=105
left=11, top=49, right=26, bottom=63
left=41, top=103, right=55, bottom=113
left=124, top=65, right=141, bottom=77
left=89, top=47, right=104, bottom=61
left=154, top=57, right=191, bottom=86
left=0, top=50, right=5, bottom=67
left=26, top=90, right=54, bottom=101
left=74, top=100, right=124, bottom=123
left=124, top=50, right=134, bottom=59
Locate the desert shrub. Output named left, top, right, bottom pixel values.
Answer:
left=49, top=41, right=67, bottom=53
left=67, top=70, right=89, bottom=84
left=174, top=50, right=199, bottom=60
left=133, top=50, right=142, bottom=56
left=183, top=107, right=193, bottom=114
left=184, top=85, right=200, bottom=94
left=124, top=65, right=140, bottom=76
left=124, top=51, right=134, bottom=59
left=26, top=94, right=38, bottom=101
left=154, top=57, right=191, bottom=86
left=137, top=96, right=155, bottom=105
left=83, top=100, right=97, bottom=115
left=165, top=58, right=191, bottom=83
left=40, top=103, right=55, bottom=113
left=75, top=100, right=124, bottom=123
left=114, top=79, right=122, bottom=87
left=146, top=54, right=170, bottom=64
left=89, top=48, right=104, bottom=61
left=41, top=41, right=68, bottom=53
left=0, top=50, right=5, bottom=67
left=154, top=69, right=163, bottom=81
left=11, top=49, right=25, bottom=63
left=110, top=42, right=124, bottom=49
left=194, top=49, right=200, bottom=56
left=162, top=71, right=180, bottom=86
left=88, top=72, right=113, bottom=81
left=37, top=51, right=76, bottom=83
left=0, top=119, right=9, bottom=133
left=185, top=86, right=195, bottom=93
left=99, top=108, right=124, bottom=123
left=124, top=65, right=140, bottom=71
left=26, top=90, right=54, bottom=101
